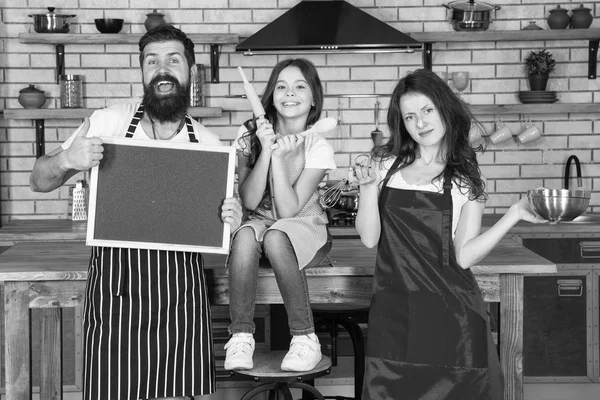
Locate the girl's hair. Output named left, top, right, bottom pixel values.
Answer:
left=373, top=68, right=487, bottom=201
left=238, top=58, right=324, bottom=167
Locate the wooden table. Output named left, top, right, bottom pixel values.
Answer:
left=0, top=238, right=556, bottom=400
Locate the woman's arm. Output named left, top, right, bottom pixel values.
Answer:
left=454, top=195, right=548, bottom=269
left=355, top=161, right=384, bottom=248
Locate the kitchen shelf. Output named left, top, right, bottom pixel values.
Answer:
left=2, top=107, right=222, bottom=158
left=19, top=32, right=239, bottom=83
left=409, top=29, right=600, bottom=79
left=469, top=103, right=599, bottom=115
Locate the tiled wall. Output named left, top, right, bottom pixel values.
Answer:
left=0, top=0, right=599, bottom=223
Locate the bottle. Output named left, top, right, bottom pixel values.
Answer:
left=547, top=5, right=570, bottom=29
left=570, top=4, right=593, bottom=29
left=144, top=9, right=166, bottom=31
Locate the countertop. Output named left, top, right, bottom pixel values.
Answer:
left=1, top=214, right=599, bottom=245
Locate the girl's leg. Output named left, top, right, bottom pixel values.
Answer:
left=227, top=227, right=262, bottom=334
left=263, top=230, right=314, bottom=335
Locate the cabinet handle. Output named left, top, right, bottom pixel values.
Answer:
left=557, top=279, right=583, bottom=297
left=579, top=241, right=600, bottom=259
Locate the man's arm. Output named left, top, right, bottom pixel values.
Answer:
left=30, top=118, right=104, bottom=193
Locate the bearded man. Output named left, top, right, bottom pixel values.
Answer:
left=29, top=25, right=242, bottom=400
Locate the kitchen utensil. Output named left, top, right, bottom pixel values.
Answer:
left=442, top=0, right=501, bottom=32
left=527, top=188, right=591, bottom=222
left=518, top=90, right=558, bottom=104
left=371, top=99, right=383, bottom=146
left=517, top=118, right=542, bottom=144
left=190, top=64, right=206, bottom=107
left=94, top=18, right=124, bottom=34
left=570, top=4, right=593, bottom=29
left=28, top=7, right=76, bottom=34
left=238, top=66, right=266, bottom=119
left=320, top=179, right=348, bottom=209
left=522, top=21, right=543, bottom=30
left=333, top=97, right=347, bottom=152
left=18, top=85, right=46, bottom=109
left=547, top=5, right=570, bottom=29
left=144, top=9, right=166, bottom=31
left=489, top=120, right=513, bottom=144
left=68, top=180, right=88, bottom=221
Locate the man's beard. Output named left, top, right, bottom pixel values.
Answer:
left=143, top=74, right=190, bottom=123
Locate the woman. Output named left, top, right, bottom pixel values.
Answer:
left=354, top=69, right=548, bottom=399
left=224, top=58, right=336, bottom=372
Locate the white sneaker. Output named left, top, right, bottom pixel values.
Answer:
left=224, top=333, right=255, bottom=370
left=281, top=333, right=322, bottom=372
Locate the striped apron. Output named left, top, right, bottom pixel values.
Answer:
left=82, top=104, right=216, bottom=400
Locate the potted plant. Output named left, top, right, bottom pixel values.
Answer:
left=524, top=49, right=556, bottom=91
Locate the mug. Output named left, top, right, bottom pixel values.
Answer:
left=489, top=121, right=513, bottom=144
left=517, top=119, right=542, bottom=144
left=468, top=125, right=484, bottom=144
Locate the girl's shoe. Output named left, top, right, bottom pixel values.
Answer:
left=224, top=332, right=255, bottom=370
left=281, top=333, right=322, bottom=372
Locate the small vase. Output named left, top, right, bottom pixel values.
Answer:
left=547, top=5, right=570, bottom=29
left=144, top=9, right=166, bottom=31
left=528, top=74, right=549, bottom=91
left=570, top=4, right=593, bottom=29
left=18, top=84, right=46, bottom=109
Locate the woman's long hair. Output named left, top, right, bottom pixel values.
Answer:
left=237, top=58, right=324, bottom=208
left=373, top=69, right=487, bottom=201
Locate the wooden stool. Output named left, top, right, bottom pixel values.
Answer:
left=313, top=305, right=368, bottom=400
left=233, top=350, right=332, bottom=400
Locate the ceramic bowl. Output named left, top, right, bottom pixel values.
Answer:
left=94, top=18, right=123, bottom=34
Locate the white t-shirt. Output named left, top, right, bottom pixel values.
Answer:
left=380, top=158, right=471, bottom=237
left=233, top=124, right=337, bottom=171
left=62, top=102, right=222, bottom=149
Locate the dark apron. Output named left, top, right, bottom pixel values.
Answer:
left=362, top=158, right=503, bottom=400
left=82, top=104, right=216, bottom=400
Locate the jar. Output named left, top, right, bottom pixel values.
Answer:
left=570, top=4, right=593, bottom=29
left=18, top=84, right=46, bottom=109
left=522, top=21, right=544, bottom=30
left=547, top=5, right=570, bottom=29
left=59, top=74, right=83, bottom=108
left=190, top=64, right=206, bottom=107
left=144, top=9, right=166, bottom=31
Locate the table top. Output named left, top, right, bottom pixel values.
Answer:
left=0, top=238, right=556, bottom=281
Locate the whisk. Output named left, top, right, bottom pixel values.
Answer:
left=319, top=178, right=348, bottom=209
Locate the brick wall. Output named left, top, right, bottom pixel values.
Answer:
left=0, top=0, right=599, bottom=223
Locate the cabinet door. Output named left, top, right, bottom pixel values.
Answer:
left=523, top=271, right=593, bottom=382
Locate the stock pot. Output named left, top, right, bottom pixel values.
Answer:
left=442, top=0, right=501, bottom=31
left=28, top=7, right=76, bottom=33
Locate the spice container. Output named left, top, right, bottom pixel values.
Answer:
left=60, top=74, right=83, bottom=108
left=190, top=64, right=206, bottom=107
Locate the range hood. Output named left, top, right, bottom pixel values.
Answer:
left=236, top=0, right=421, bottom=55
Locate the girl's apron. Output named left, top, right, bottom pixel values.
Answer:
left=362, top=158, right=503, bottom=400
left=82, top=104, right=216, bottom=400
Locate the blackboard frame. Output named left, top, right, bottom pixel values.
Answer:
left=86, top=137, right=235, bottom=254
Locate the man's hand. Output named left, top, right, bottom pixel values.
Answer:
left=221, top=196, right=243, bottom=231
left=64, top=118, right=104, bottom=170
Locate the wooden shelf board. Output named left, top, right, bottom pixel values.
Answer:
left=470, top=103, right=600, bottom=115
left=19, top=33, right=239, bottom=45
left=3, top=107, right=222, bottom=120
left=410, top=29, right=600, bottom=43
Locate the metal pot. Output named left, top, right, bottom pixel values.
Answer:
left=442, top=0, right=501, bottom=31
left=339, top=190, right=359, bottom=212
left=28, top=7, right=76, bottom=33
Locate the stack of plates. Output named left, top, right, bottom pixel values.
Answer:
left=518, top=91, right=558, bottom=104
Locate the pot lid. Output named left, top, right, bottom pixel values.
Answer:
left=549, top=5, right=568, bottom=12
left=572, top=4, right=591, bottom=11
left=445, top=0, right=497, bottom=12
left=146, top=9, right=165, bottom=17
left=28, top=7, right=76, bottom=18
left=19, top=84, right=44, bottom=93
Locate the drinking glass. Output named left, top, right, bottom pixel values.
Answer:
left=451, top=71, right=470, bottom=102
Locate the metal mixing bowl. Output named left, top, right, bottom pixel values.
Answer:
left=527, top=188, right=591, bottom=222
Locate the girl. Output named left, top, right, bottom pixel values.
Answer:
left=354, top=69, right=548, bottom=399
left=224, top=59, right=336, bottom=372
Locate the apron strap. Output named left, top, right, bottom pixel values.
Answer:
left=185, top=115, right=199, bottom=142
left=441, top=169, right=453, bottom=268
left=126, top=104, right=145, bottom=138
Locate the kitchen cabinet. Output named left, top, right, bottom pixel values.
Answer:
left=521, top=237, right=600, bottom=383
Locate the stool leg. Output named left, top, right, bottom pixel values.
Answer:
left=289, top=382, right=326, bottom=400
left=241, top=382, right=277, bottom=400
left=338, top=319, right=365, bottom=400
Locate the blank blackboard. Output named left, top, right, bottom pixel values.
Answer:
left=86, top=137, right=235, bottom=254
